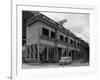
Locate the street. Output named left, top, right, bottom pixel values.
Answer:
left=22, top=60, right=89, bottom=69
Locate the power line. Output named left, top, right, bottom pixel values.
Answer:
left=78, top=32, right=89, bottom=39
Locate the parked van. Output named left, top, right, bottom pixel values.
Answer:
left=59, top=57, right=72, bottom=65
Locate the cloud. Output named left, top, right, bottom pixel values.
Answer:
left=40, top=12, right=89, bottom=42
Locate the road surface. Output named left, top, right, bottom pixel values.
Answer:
left=22, top=60, right=89, bottom=69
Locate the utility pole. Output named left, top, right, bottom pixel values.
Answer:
left=55, top=23, right=58, bottom=62
left=55, top=19, right=68, bottom=62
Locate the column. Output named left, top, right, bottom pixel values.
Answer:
left=61, top=48, right=63, bottom=57
left=33, top=46, right=35, bottom=59
left=47, top=45, right=49, bottom=60
left=70, top=50, right=72, bottom=59
left=38, top=43, right=40, bottom=62
left=74, top=51, right=76, bottom=60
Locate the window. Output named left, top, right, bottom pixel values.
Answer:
left=65, top=37, right=68, bottom=42
left=77, top=43, right=80, bottom=47
left=70, top=39, right=73, bottom=44
left=51, top=31, right=55, bottom=38
left=74, top=41, right=76, bottom=46
left=42, top=27, right=49, bottom=37
left=60, top=35, right=64, bottom=41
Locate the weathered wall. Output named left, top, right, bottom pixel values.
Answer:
left=26, top=21, right=40, bottom=46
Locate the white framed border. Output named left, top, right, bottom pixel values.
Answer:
left=11, top=1, right=97, bottom=80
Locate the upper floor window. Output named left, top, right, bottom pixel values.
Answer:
left=51, top=31, right=55, bottom=38
left=60, top=35, right=64, bottom=42
left=65, top=37, right=68, bottom=42
left=74, top=41, right=76, bottom=46
left=70, top=39, right=73, bottom=44
left=42, top=27, right=49, bottom=37
left=77, top=43, right=80, bottom=47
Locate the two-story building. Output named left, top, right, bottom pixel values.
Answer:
left=22, top=11, right=89, bottom=63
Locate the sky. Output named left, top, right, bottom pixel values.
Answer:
left=40, top=12, right=89, bottom=43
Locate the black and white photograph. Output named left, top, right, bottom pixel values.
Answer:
left=22, top=10, right=89, bottom=69
left=10, top=1, right=97, bottom=80
left=0, top=0, right=99, bottom=79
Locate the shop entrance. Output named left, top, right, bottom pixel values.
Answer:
left=48, top=47, right=55, bottom=61
left=58, top=47, right=62, bottom=60
left=40, top=47, right=47, bottom=62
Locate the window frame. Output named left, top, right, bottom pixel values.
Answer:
left=60, top=35, right=64, bottom=42
left=42, top=27, right=49, bottom=37
left=51, top=31, right=56, bottom=39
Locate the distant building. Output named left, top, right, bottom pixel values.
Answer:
left=22, top=11, right=89, bottom=63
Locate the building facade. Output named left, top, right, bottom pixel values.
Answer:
left=22, top=11, right=89, bottom=63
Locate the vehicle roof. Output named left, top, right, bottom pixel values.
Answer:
left=61, top=57, right=72, bottom=59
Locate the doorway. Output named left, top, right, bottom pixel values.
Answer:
left=58, top=47, right=62, bottom=60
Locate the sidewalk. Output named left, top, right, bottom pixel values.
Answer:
left=72, top=59, right=84, bottom=63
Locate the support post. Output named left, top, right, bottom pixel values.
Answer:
left=38, top=43, right=40, bottom=62
left=47, top=45, right=49, bottom=60
left=33, top=45, right=35, bottom=59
